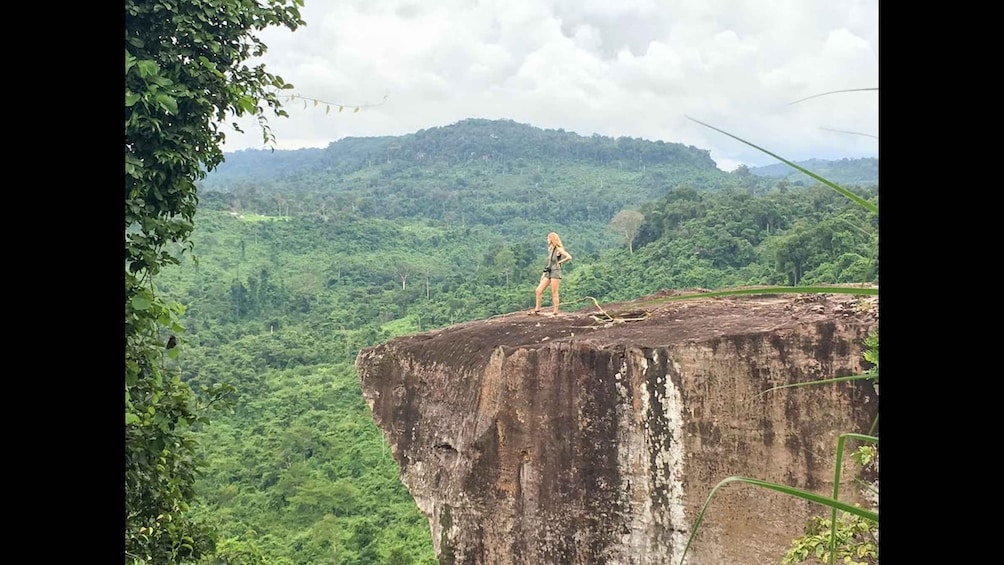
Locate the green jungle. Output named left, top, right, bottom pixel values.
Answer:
left=147, top=118, right=877, bottom=564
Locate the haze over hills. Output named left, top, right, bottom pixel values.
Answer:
left=747, top=157, right=878, bottom=186
left=203, top=118, right=877, bottom=192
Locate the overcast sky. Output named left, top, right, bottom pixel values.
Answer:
left=221, top=0, right=878, bottom=172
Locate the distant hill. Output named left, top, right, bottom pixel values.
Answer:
left=198, top=119, right=877, bottom=240
left=748, top=157, right=878, bottom=186
left=203, top=118, right=719, bottom=190
left=197, top=119, right=744, bottom=239
left=207, top=121, right=877, bottom=192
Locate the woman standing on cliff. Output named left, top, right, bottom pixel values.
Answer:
left=533, top=231, right=572, bottom=316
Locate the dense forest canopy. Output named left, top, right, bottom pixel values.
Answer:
left=200, top=118, right=719, bottom=187
left=745, top=157, right=879, bottom=187
left=197, top=119, right=875, bottom=239
left=145, top=118, right=877, bottom=563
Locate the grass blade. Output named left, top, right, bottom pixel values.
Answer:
left=644, top=286, right=877, bottom=307
left=786, top=88, right=878, bottom=106
left=829, top=434, right=878, bottom=565
left=820, top=127, right=878, bottom=140
left=677, top=476, right=878, bottom=565
left=686, top=117, right=877, bottom=214
left=761, top=373, right=877, bottom=395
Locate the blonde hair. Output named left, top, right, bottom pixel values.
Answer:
left=547, top=232, right=563, bottom=249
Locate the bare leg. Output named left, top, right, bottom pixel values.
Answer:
left=534, top=275, right=549, bottom=312
left=550, top=279, right=561, bottom=314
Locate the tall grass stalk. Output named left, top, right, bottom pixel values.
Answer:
left=828, top=434, right=879, bottom=565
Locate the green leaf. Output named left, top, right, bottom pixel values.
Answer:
left=131, top=295, right=152, bottom=310
left=135, top=59, right=159, bottom=78
left=237, top=95, right=256, bottom=113
left=155, top=92, right=178, bottom=114
left=126, top=370, right=138, bottom=387
left=126, top=412, right=141, bottom=425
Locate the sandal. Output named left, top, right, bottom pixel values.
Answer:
left=530, top=309, right=541, bottom=315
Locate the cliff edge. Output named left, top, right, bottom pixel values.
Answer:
left=355, top=288, right=879, bottom=565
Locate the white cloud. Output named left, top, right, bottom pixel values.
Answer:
left=221, top=0, right=879, bottom=171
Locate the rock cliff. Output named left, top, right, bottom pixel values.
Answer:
left=355, top=289, right=879, bottom=565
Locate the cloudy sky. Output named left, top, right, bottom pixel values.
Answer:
left=222, top=0, right=878, bottom=172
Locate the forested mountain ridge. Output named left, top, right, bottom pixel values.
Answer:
left=203, top=118, right=718, bottom=188
left=204, top=118, right=877, bottom=193
left=199, top=119, right=749, bottom=234
left=198, top=118, right=875, bottom=247
left=748, top=157, right=878, bottom=187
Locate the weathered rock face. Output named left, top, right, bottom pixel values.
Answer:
left=356, top=291, right=879, bottom=565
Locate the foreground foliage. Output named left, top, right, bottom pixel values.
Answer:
left=125, top=0, right=304, bottom=562
left=782, top=512, right=878, bottom=564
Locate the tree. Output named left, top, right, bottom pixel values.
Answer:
left=608, top=209, right=645, bottom=253
left=395, top=261, right=413, bottom=290
left=493, top=247, right=517, bottom=287
left=769, top=227, right=813, bottom=285
left=125, top=0, right=305, bottom=562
